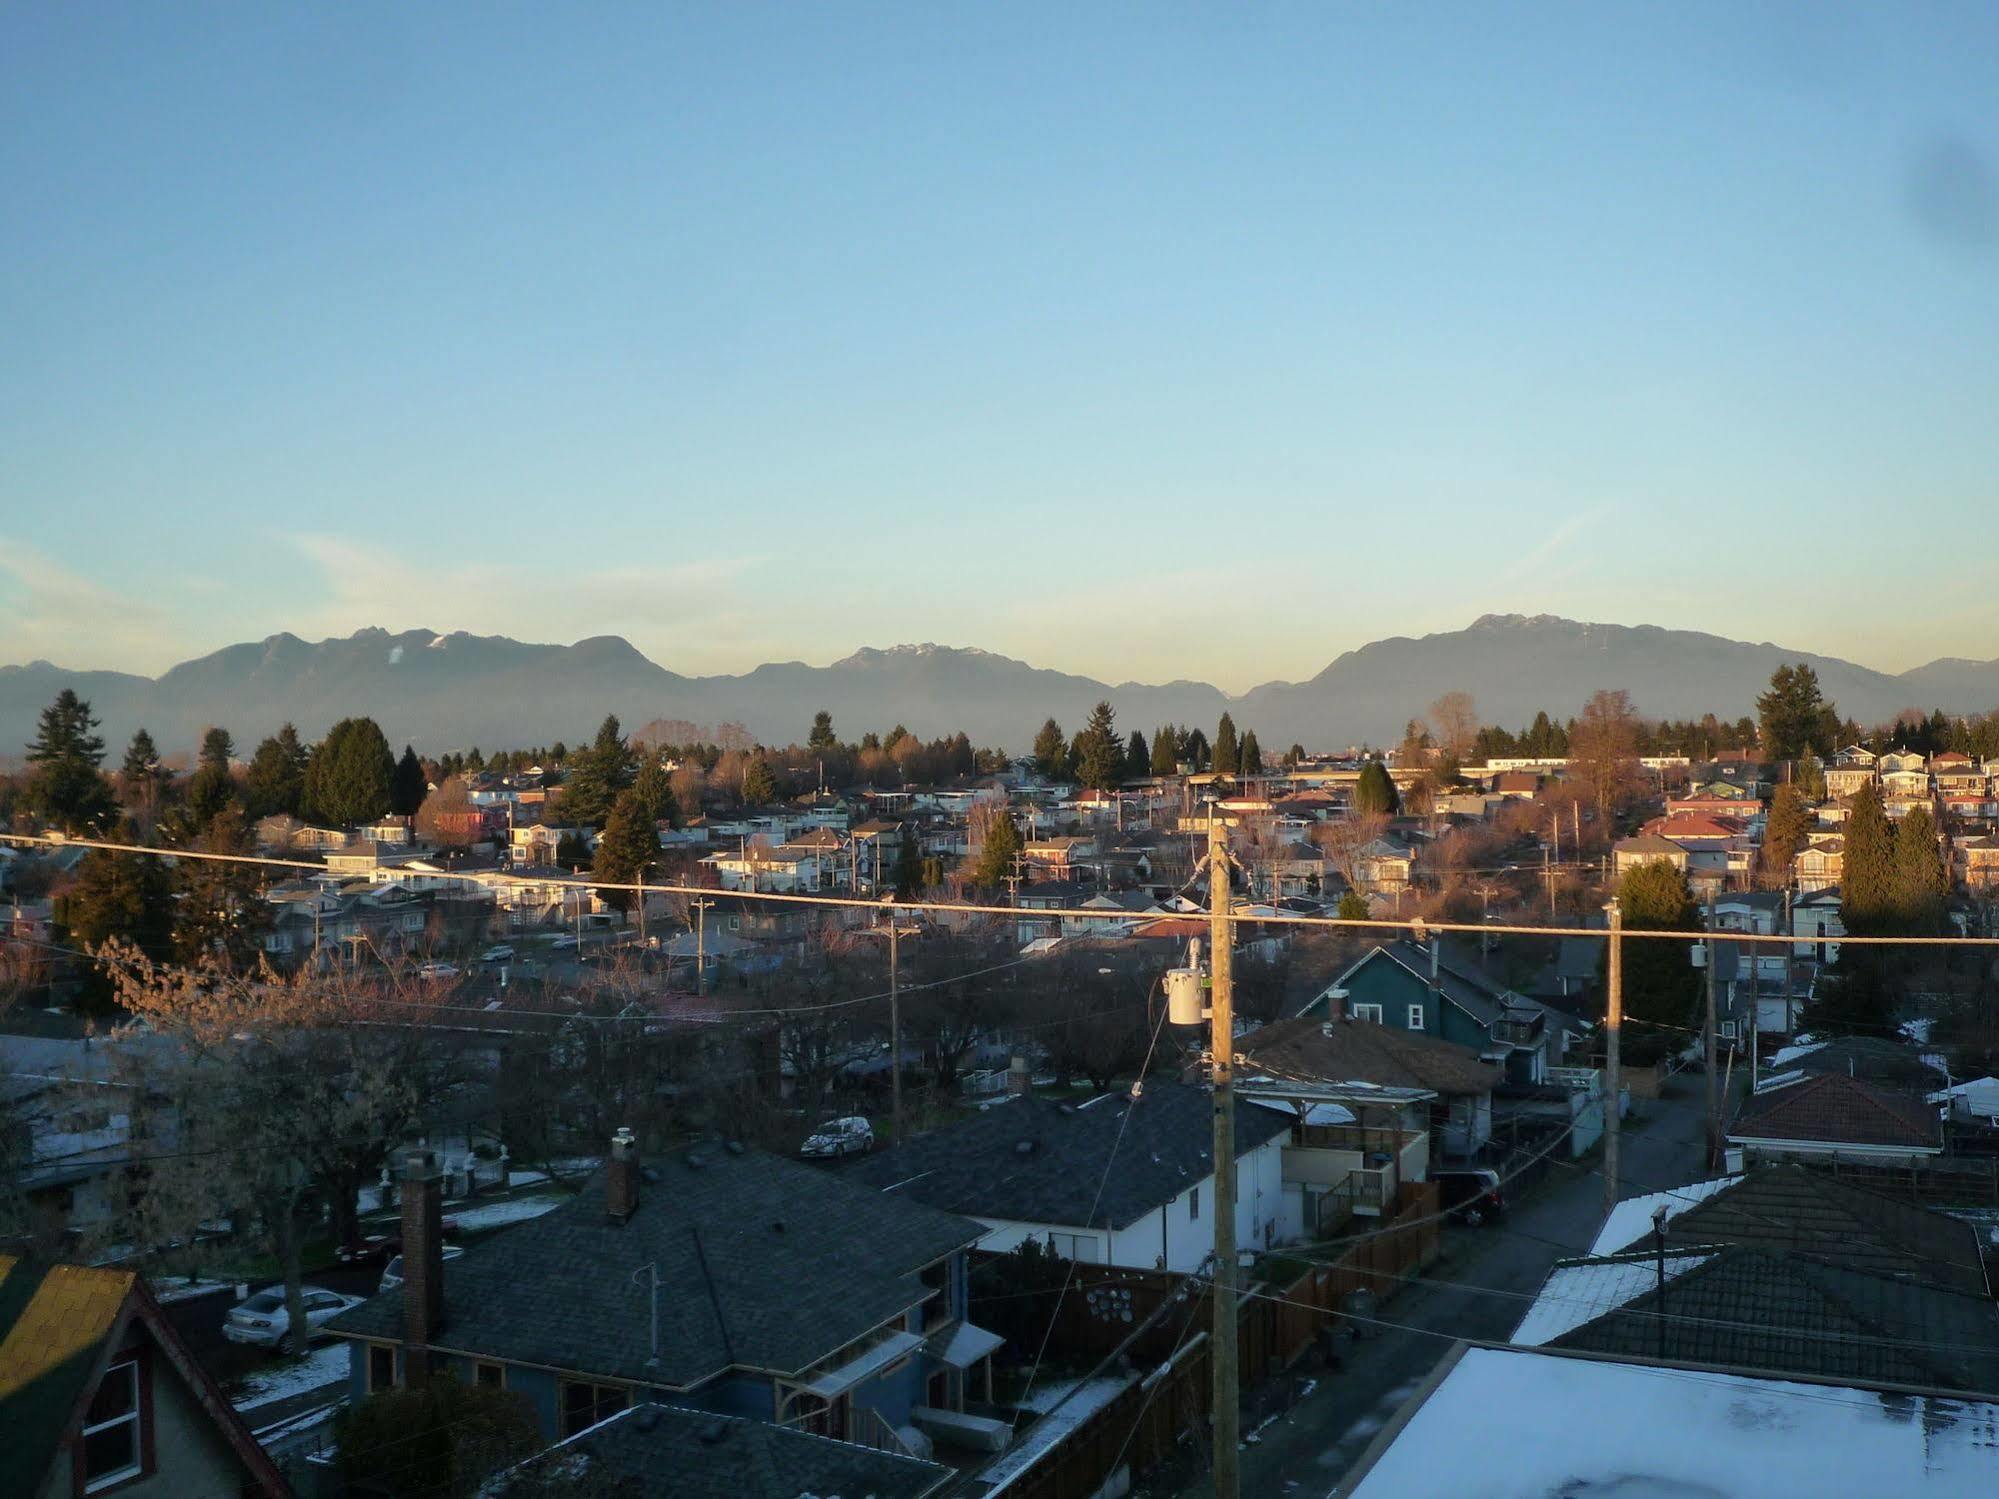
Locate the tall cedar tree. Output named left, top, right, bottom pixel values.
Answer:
left=119, top=728, right=168, bottom=820
left=558, top=714, right=636, bottom=826
left=302, top=717, right=397, bottom=827
left=630, top=756, right=677, bottom=827
left=1760, top=784, right=1812, bottom=888
left=740, top=754, right=779, bottom=805
left=1075, top=701, right=1123, bottom=793
left=1125, top=730, right=1150, bottom=780
left=1240, top=730, right=1263, bottom=777
left=1893, top=807, right=1949, bottom=934
left=808, top=710, right=839, bottom=754
left=24, top=689, right=116, bottom=832
left=57, top=848, right=174, bottom=1013
left=894, top=827, right=923, bottom=897
left=1285, top=743, right=1304, bottom=767
left=592, top=791, right=660, bottom=912
left=1150, top=727, right=1178, bottom=776
left=1353, top=760, right=1400, bottom=817
left=173, top=808, right=271, bottom=967
left=1032, top=718, right=1067, bottom=780
left=245, top=725, right=310, bottom=819
left=1841, top=782, right=1896, bottom=934
left=1183, top=727, right=1210, bottom=771
left=389, top=746, right=428, bottom=817
left=972, top=810, right=1024, bottom=891
left=1213, top=713, right=1240, bottom=776
left=1757, top=663, right=1840, bottom=762
left=185, top=726, right=238, bottom=829
left=1608, top=859, right=1705, bottom=1066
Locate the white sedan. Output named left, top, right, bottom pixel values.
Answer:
left=799, top=1116, right=875, bottom=1159
left=223, top=1285, right=363, bottom=1350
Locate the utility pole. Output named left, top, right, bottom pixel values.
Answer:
left=1703, top=896, right=1719, bottom=1167
left=886, top=899, right=903, bottom=1145
left=1206, top=815, right=1239, bottom=1499
left=1603, top=898, right=1624, bottom=1221
left=1782, top=887, right=1794, bottom=1036
left=690, top=896, right=714, bottom=995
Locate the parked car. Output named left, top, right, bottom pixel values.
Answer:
left=379, top=1245, right=465, bottom=1293
left=223, top=1285, right=363, bottom=1350
left=335, top=1233, right=398, bottom=1265
left=550, top=935, right=579, bottom=951
left=799, top=1116, right=874, bottom=1159
left=479, top=945, right=516, bottom=964
left=1432, top=1166, right=1506, bottom=1226
left=416, top=961, right=460, bottom=980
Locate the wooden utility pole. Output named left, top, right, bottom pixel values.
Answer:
left=1603, top=898, right=1624, bottom=1221
left=1703, top=897, right=1719, bottom=1166
left=1206, top=815, right=1239, bottom=1499
left=690, top=896, right=714, bottom=994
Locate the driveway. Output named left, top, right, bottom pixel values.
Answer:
left=1168, top=1082, right=1713, bottom=1498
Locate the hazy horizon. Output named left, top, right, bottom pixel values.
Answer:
left=7, top=6, right=1999, bottom=690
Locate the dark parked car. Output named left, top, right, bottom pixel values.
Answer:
left=1432, top=1166, right=1506, bottom=1226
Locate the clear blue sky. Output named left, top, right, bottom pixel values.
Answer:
left=5, top=4, right=1998, bottom=691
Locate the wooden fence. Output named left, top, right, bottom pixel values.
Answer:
left=992, top=1182, right=1440, bottom=1499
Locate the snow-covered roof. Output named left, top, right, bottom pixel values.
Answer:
left=1590, top=1174, right=1741, bottom=1257
left=1344, top=1345, right=1999, bottom=1498
left=1510, top=1253, right=1710, bottom=1347
left=1930, top=1077, right=1999, bottom=1120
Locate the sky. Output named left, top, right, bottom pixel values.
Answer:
left=4, top=4, right=1999, bottom=693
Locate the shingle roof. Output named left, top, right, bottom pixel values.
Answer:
left=0, top=1257, right=135, bottom=1493
left=1729, top=1073, right=1941, bottom=1152
left=1525, top=1246, right=1999, bottom=1393
left=488, top=1403, right=951, bottom=1499
left=1644, top=1163, right=1987, bottom=1296
left=845, top=1080, right=1290, bottom=1232
left=1240, top=1016, right=1500, bottom=1097
left=328, top=1144, right=982, bottom=1390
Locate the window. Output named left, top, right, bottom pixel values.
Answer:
left=1721, top=1021, right=1739, bottom=1040
left=1352, top=1003, right=1384, bottom=1024
left=561, top=1381, right=628, bottom=1439
left=1046, top=1233, right=1100, bottom=1263
left=1407, top=1004, right=1425, bottom=1031
left=81, top=1358, right=145, bottom=1493
left=367, top=1344, right=397, bottom=1393
left=1188, top=1187, right=1200, bottom=1220
left=473, top=1362, right=505, bottom=1390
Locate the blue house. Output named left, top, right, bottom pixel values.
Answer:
left=1302, top=939, right=1569, bottom=1086
left=327, top=1131, right=993, bottom=1451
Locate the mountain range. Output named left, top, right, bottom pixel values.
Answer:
left=4, top=615, right=1997, bottom=763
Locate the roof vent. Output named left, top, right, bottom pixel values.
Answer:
left=1014, top=1139, right=1036, bottom=1156
left=697, top=1420, right=728, bottom=1445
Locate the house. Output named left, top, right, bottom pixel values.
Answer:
left=1794, top=834, right=1843, bottom=893
left=1611, top=833, right=1688, bottom=879
left=1305, top=940, right=1567, bottom=1085
left=1727, top=1072, right=1943, bottom=1167
left=0, top=1255, right=289, bottom=1498
left=1955, top=833, right=1999, bottom=891
left=698, top=843, right=828, bottom=893
left=1350, top=836, right=1415, bottom=894
left=1790, top=886, right=1844, bottom=962
left=486, top=1403, right=951, bottom=1498
left=1338, top=1344, right=1999, bottom=1499
left=845, top=1080, right=1291, bottom=1270
left=1763, top=1035, right=1945, bottom=1093
left=328, top=1135, right=990, bottom=1449
left=1021, top=836, right=1096, bottom=880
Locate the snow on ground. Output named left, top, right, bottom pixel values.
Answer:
left=234, top=1345, right=350, bottom=1412
left=451, top=1194, right=565, bottom=1232
left=150, top=1277, right=235, bottom=1305
left=980, top=1376, right=1133, bottom=1491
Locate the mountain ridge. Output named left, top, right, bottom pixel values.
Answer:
left=3, top=619, right=1996, bottom=761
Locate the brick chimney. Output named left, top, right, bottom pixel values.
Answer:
left=1006, top=1055, right=1031, bottom=1098
left=399, top=1145, right=444, bottom=1387
left=607, top=1126, right=640, bottom=1224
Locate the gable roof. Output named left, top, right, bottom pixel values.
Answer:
left=1729, top=1073, right=1941, bottom=1152
left=1327, top=940, right=1550, bottom=1038
left=845, top=1080, right=1290, bottom=1232
left=1515, top=1245, right=1999, bottom=1393
left=1239, top=1015, right=1500, bottom=1097
left=0, top=1257, right=287, bottom=1497
left=1594, top=1163, right=1986, bottom=1296
left=488, top=1403, right=951, bottom=1499
left=328, top=1145, right=982, bottom=1390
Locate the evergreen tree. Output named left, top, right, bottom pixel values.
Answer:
left=1183, top=727, right=1210, bottom=771
left=740, top=754, right=779, bottom=805
left=1757, top=663, right=1840, bottom=762
left=1125, top=730, right=1150, bottom=780
left=389, top=746, right=428, bottom=818
left=301, top=717, right=397, bottom=827
left=1893, top=806, right=1950, bottom=934
left=1608, top=860, right=1705, bottom=1066
left=630, top=756, right=677, bottom=827
left=1150, top=727, right=1178, bottom=777
left=1760, top=784, right=1811, bottom=888
left=119, top=728, right=168, bottom=821
left=244, top=725, right=310, bottom=819
left=56, top=847, right=173, bottom=1013
left=808, top=710, right=839, bottom=755
left=1795, top=754, right=1827, bottom=802
left=185, top=725, right=239, bottom=830
left=1352, top=760, right=1400, bottom=817
left=591, top=791, right=660, bottom=912
left=1075, top=701, right=1123, bottom=793
left=1213, top=713, right=1240, bottom=776
left=1336, top=890, right=1370, bottom=921
left=972, top=810, right=1023, bottom=890
left=1841, top=782, right=1896, bottom=934
left=893, top=827, right=922, bottom=897
left=172, top=808, right=270, bottom=967
left=1284, top=744, right=1305, bottom=768
left=24, top=689, right=115, bottom=832
left=1032, top=718, right=1067, bottom=780
left=557, top=715, right=637, bottom=827
left=1240, top=731, right=1263, bottom=777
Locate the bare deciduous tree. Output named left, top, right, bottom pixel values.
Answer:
left=1569, top=688, right=1643, bottom=819
left=1429, top=691, right=1479, bottom=765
